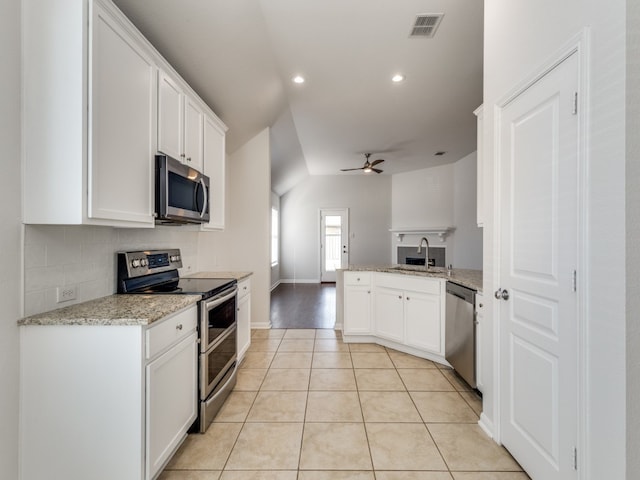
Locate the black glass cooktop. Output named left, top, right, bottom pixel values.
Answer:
left=128, top=275, right=236, bottom=299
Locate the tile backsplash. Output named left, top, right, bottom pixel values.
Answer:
left=24, top=225, right=201, bottom=316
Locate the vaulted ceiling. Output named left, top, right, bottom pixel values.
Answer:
left=113, top=0, right=483, bottom=195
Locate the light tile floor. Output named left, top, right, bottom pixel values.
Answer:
left=160, top=329, right=530, bottom=480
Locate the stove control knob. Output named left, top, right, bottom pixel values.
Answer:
left=176, top=255, right=181, bottom=261
left=170, top=255, right=176, bottom=262
left=131, top=259, right=140, bottom=268
left=140, top=259, right=148, bottom=267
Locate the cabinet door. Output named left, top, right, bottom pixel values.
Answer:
left=183, top=96, right=204, bottom=171
left=158, top=70, right=183, bottom=160
left=146, top=332, right=198, bottom=480
left=89, top=3, right=155, bottom=225
left=237, top=293, right=251, bottom=359
left=405, top=291, right=442, bottom=354
left=202, top=115, right=226, bottom=230
left=374, top=287, right=404, bottom=343
left=344, top=286, right=371, bottom=335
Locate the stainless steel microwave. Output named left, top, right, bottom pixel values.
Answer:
left=155, top=154, right=210, bottom=224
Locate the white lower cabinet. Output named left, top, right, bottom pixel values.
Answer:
left=19, top=304, right=198, bottom=480
left=374, top=286, right=404, bottom=342
left=344, top=272, right=445, bottom=360
left=343, top=272, right=372, bottom=335
left=236, top=278, right=252, bottom=359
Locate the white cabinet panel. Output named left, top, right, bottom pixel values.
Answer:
left=474, top=105, right=484, bottom=227
left=202, top=115, right=226, bottom=230
left=237, top=278, right=251, bottom=359
left=90, top=3, right=155, bottom=224
left=344, top=281, right=372, bottom=335
left=374, top=287, right=404, bottom=343
left=405, top=290, right=442, bottom=354
left=146, top=331, right=198, bottom=480
left=158, top=71, right=183, bottom=161
left=184, top=96, right=204, bottom=171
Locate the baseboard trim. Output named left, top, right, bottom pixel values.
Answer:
left=270, top=280, right=281, bottom=291
left=478, top=413, right=495, bottom=441
left=251, top=322, right=272, bottom=330
left=279, top=279, right=321, bottom=284
left=334, top=323, right=343, bottom=331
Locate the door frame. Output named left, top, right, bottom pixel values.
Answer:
left=319, top=208, right=349, bottom=283
left=491, top=29, right=590, bottom=476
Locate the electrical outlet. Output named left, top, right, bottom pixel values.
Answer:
left=57, top=286, right=77, bottom=303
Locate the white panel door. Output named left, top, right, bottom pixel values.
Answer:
left=320, top=208, right=349, bottom=282
left=498, top=53, right=579, bottom=479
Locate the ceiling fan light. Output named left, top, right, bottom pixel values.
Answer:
left=363, top=167, right=373, bottom=173
left=391, top=74, right=405, bottom=83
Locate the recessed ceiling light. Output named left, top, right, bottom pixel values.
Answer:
left=292, top=75, right=305, bottom=84
left=391, top=74, right=405, bottom=83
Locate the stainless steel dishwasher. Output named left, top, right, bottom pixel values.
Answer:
left=445, top=281, right=476, bottom=389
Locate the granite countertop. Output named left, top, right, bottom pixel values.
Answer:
left=185, top=271, right=253, bottom=281
left=18, top=294, right=200, bottom=327
left=343, top=265, right=483, bottom=293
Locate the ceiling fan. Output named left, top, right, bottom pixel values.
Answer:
left=340, top=153, right=385, bottom=174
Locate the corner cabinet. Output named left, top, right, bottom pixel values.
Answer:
left=343, top=272, right=446, bottom=362
left=23, top=0, right=156, bottom=227
left=236, top=278, right=252, bottom=360
left=20, top=304, right=198, bottom=480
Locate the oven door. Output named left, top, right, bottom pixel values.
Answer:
left=200, top=287, right=237, bottom=352
left=200, top=324, right=237, bottom=400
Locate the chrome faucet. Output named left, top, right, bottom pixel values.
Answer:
left=417, top=237, right=430, bottom=270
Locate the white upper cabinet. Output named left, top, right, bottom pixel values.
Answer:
left=158, top=71, right=205, bottom=172
left=157, top=71, right=184, bottom=161
left=23, top=0, right=156, bottom=227
left=89, top=2, right=156, bottom=224
left=202, top=115, right=227, bottom=230
left=22, top=0, right=226, bottom=228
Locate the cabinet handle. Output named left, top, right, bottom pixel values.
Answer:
left=187, top=157, right=192, bottom=162
left=176, top=324, right=183, bottom=331
left=406, top=297, right=410, bottom=301
left=180, top=153, right=185, bottom=158
left=243, top=286, right=247, bottom=290
left=357, top=277, right=361, bottom=282
left=479, top=303, right=483, bottom=308
left=367, top=290, right=370, bottom=294
left=398, top=295, right=402, bottom=299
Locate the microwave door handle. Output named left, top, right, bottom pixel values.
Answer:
left=199, top=178, right=208, bottom=218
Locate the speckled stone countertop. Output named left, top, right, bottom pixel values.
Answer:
left=185, top=271, right=253, bottom=281
left=343, top=265, right=483, bottom=293
left=18, top=294, right=200, bottom=326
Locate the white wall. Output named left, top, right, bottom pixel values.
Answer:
left=0, top=0, right=21, bottom=477
left=23, top=226, right=200, bottom=316
left=627, top=0, right=640, bottom=475
left=198, top=129, right=272, bottom=327
left=280, top=175, right=392, bottom=282
left=271, top=192, right=281, bottom=289
left=391, top=154, right=482, bottom=269
left=483, top=1, right=627, bottom=477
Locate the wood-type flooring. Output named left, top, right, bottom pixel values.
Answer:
left=270, top=283, right=336, bottom=329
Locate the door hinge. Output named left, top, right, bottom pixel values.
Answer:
left=571, top=446, right=578, bottom=470
left=572, top=270, right=577, bottom=292
left=572, top=92, right=578, bottom=115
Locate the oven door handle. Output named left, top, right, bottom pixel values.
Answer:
left=204, top=287, right=238, bottom=310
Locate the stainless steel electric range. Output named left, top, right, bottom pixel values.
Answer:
left=117, top=248, right=238, bottom=433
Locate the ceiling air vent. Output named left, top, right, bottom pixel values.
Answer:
left=410, top=14, right=444, bottom=38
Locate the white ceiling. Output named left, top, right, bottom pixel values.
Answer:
left=113, top=0, right=483, bottom=195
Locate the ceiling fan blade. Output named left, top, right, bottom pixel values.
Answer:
left=370, top=159, right=385, bottom=167
left=340, top=167, right=364, bottom=171
left=372, top=168, right=383, bottom=174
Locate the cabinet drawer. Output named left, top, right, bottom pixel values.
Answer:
left=375, top=273, right=442, bottom=295
left=146, top=305, right=197, bottom=360
left=238, top=278, right=251, bottom=299
left=345, top=272, right=371, bottom=286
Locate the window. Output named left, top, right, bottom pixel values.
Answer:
left=271, top=207, right=279, bottom=267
